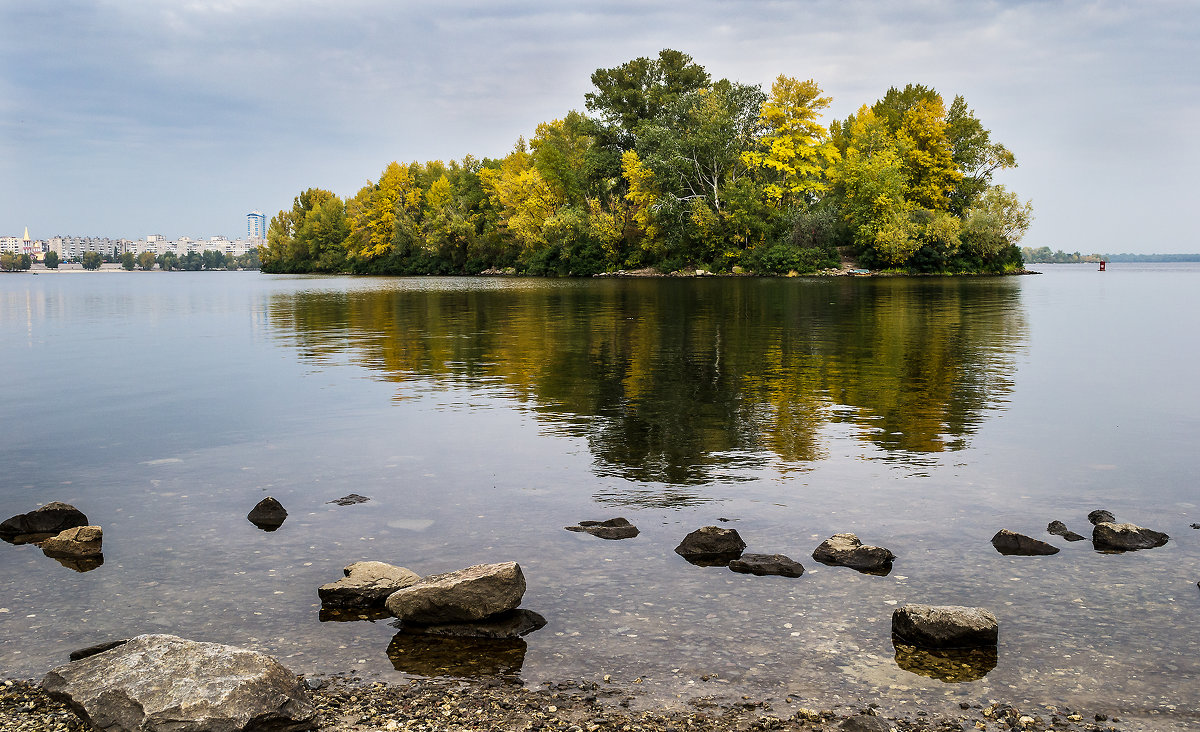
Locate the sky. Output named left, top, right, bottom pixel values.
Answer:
left=2, top=0, right=1197, bottom=253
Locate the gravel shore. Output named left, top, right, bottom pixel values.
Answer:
left=1, top=674, right=1150, bottom=732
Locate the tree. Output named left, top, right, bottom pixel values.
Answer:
left=138, top=251, right=156, bottom=270
left=201, top=250, right=227, bottom=270
left=585, top=49, right=711, bottom=143
left=44, top=251, right=60, bottom=269
left=120, top=251, right=136, bottom=270
left=961, top=185, right=1033, bottom=269
left=945, top=96, right=1016, bottom=214
left=742, top=76, right=840, bottom=208
left=157, top=252, right=178, bottom=271
left=0, top=253, right=14, bottom=271
left=180, top=251, right=203, bottom=271
left=81, top=252, right=103, bottom=270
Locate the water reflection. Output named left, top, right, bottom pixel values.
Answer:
left=893, top=642, right=998, bottom=683
left=266, top=278, right=1026, bottom=490
left=386, top=634, right=527, bottom=679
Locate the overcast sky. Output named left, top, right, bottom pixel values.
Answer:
left=2, top=0, right=1197, bottom=253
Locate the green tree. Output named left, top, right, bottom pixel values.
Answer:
left=961, top=185, right=1033, bottom=270
left=180, top=251, right=203, bottom=271
left=945, top=96, right=1016, bottom=214
left=44, top=251, right=60, bottom=269
left=157, top=252, right=179, bottom=271
left=81, top=251, right=103, bottom=270
left=201, top=250, right=227, bottom=270
left=137, top=251, right=156, bottom=270
left=585, top=49, right=711, bottom=143
left=120, top=251, right=136, bottom=270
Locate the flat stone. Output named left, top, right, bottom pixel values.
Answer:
left=40, top=525, right=103, bottom=558
left=891, top=604, right=998, bottom=649
left=1088, top=509, right=1116, bottom=525
left=674, top=526, right=746, bottom=566
left=247, top=497, right=288, bottom=530
left=318, top=561, right=420, bottom=608
left=1047, top=520, right=1086, bottom=541
left=1, top=502, right=89, bottom=543
left=565, top=518, right=639, bottom=540
left=385, top=562, right=526, bottom=624
left=41, top=634, right=316, bottom=731
left=728, top=553, right=804, bottom=577
left=991, top=529, right=1059, bottom=556
left=812, top=533, right=895, bottom=574
left=397, top=609, right=547, bottom=639
left=327, top=494, right=369, bottom=506
left=1092, top=522, right=1169, bottom=551
left=840, top=715, right=892, bottom=732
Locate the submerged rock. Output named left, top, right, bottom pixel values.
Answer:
left=385, top=562, right=526, bottom=624
left=40, top=525, right=102, bottom=559
left=1092, top=522, right=1169, bottom=551
left=397, top=609, right=547, bottom=639
left=893, top=641, right=997, bottom=683
left=1088, top=509, right=1116, bottom=526
left=565, top=517, right=639, bottom=540
left=318, top=561, right=420, bottom=609
left=247, top=497, right=288, bottom=531
left=42, top=634, right=316, bottom=732
left=1047, top=520, right=1086, bottom=541
left=811, top=533, right=895, bottom=574
left=327, top=494, right=370, bottom=506
left=728, top=553, right=804, bottom=577
left=1, top=502, right=89, bottom=544
left=991, top=529, right=1059, bottom=556
left=891, top=604, right=998, bottom=649
left=674, top=526, right=746, bottom=566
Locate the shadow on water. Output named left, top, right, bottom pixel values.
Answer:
left=266, top=277, right=1027, bottom=501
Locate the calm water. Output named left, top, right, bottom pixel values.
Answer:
left=1, top=266, right=1197, bottom=724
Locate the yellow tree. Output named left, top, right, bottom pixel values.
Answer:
left=621, top=150, right=661, bottom=248
left=742, top=75, right=840, bottom=208
left=897, top=97, right=961, bottom=211
left=480, top=139, right=564, bottom=253
left=346, top=162, right=423, bottom=261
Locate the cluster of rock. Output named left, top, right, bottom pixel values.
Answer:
left=991, top=508, right=1169, bottom=557
left=0, top=501, right=104, bottom=572
left=671, top=525, right=896, bottom=578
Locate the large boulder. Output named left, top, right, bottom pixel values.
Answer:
left=991, top=529, right=1058, bottom=556
left=565, top=517, right=639, bottom=540
left=891, top=604, right=998, bottom=649
left=812, top=533, right=895, bottom=574
left=40, top=525, right=103, bottom=558
left=1, top=502, right=89, bottom=543
left=1092, top=522, right=1169, bottom=551
left=674, top=526, right=746, bottom=566
left=41, top=634, right=316, bottom=731
left=385, top=562, right=526, bottom=624
left=247, top=498, right=288, bottom=531
left=318, top=561, right=420, bottom=608
left=728, top=553, right=805, bottom=578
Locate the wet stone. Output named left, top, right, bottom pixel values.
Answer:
left=328, top=493, right=370, bottom=506
left=565, top=518, right=639, bottom=540
left=891, top=604, right=998, bottom=649
left=674, top=526, right=746, bottom=566
left=1092, top=522, right=1169, bottom=551
left=247, top=496, right=288, bottom=530
left=1047, top=520, right=1086, bottom=541
left=991, top=529, right=1059, bottom=556
left=1088, top=509, right=1116, bottom=525
left=727, top=553, right=804, bottom=577
left=1, top=502, right=89, bottom=544
left=812, top=533, right=895, bottom=575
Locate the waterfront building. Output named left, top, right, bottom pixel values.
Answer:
left=247, top=211, right=266, bottom=241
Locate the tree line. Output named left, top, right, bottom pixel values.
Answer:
left=1022, top=247, right=1200, bottom=263
left=262, top=50, right=1032, bottom=277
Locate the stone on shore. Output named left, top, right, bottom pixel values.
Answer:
left=728, top=553, right=805, bottom=577
left=891, top=604, right=999, bottom=649
left=41, top=634, right=316, bottom=732
left=674, top=526, right=746, bottom=566
left=40, top=525, right=103, bottom=559
left=69, top=639, right=131, bottom=662
left=812, top=533, right=895, bottom=574
left=1, top=502, right=89, bottom=543
left=991, top=529, right=1059, bottom=556
left=247, top=497, right=288, bottom=531
left=1047, top=520, right=1086, bottom=541
left=318, top=561, right=420, bottom=609
left=385, top=562, right=526, bottom=624
left=839, top=714, right=893, bottom=732
left=1092, top=522, right=1169, bottom=551
left=565, top=517, right=639, bottom=540
left=397, top=609, right=547, bottom=639
left=1087, top=509, right=1116, bottom=525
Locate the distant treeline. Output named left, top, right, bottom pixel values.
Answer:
left=262, top=49, right=1033, bottom=277
left=1021, top=247, right=1200, bottom=263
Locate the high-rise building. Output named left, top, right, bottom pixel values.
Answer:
left=247, top=211, right=266, bottom=240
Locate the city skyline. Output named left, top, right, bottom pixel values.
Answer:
left=3, top=2, right=1198, bottom=252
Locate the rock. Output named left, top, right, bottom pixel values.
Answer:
left=564, top=518, right=639, bottom=540
left=397, top=609, right=547, bottom=639
left=891, top=604, right=998, bottom=649
left=892, top=642, right=997, bottom=683
left=327, top=494, right=369, bottom=506
left=812, top=533, right=895, bottom=574
left=1092, top=522, right=1169, bottom=551
left=991, top=529, right=1059, bottom=556
left=1190, top=523, right=1200, bottom=530
left=0, top=502, right=89, bottom=543
left=247, top=497, right=288, bottom=531
left=69, top=639, right=130, bottom=662
left=385, top=562, right=526, bottom=624
left=674, top=526, right=746, bottom=566
left=1088, top=509, right=1116, bottom=525
left=727, top=553, right=804, bottom=577
left=1047, top=520, right=1086, bottom=541
left=318, top=561, right=420, bottom=609
left=40, top=526, right=103, bottom=558
left=41, top=634, right=316, bottom=731
left=840, top=714, right=893, bottom=732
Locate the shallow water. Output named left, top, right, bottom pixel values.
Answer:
left=1, top=266, right=1197, bottom=722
